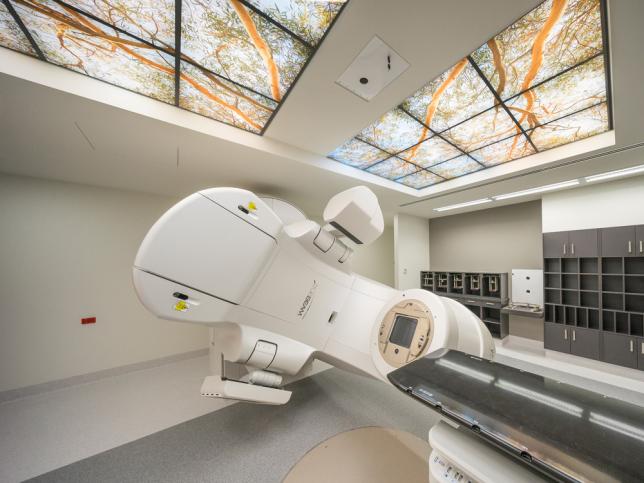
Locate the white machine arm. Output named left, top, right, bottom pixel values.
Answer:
left=132, top=186, right=495, bottom=405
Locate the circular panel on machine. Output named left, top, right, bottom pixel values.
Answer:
left=377, top=299, right=433, bottom=368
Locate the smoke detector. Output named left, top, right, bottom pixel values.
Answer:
left=336, top=36, right=409, bottom=101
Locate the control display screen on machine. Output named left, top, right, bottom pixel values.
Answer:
left=388, top=315, right=418, bottom=348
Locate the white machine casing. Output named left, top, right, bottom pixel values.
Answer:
left=133, top=186, right=495, bottom=405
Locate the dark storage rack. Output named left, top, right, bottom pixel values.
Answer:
left=421, top=271, right=509, bottom=339
left=543, top=225, right=644, bottom=370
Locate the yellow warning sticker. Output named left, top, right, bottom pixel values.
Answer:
left=174, top=300, right=188, bottom=312
left=248, top=201, right=257, bottom=211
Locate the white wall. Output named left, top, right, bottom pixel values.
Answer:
left=394, top=214, right=430, bottom=290
left=542, top=176, right=644, bottom=232
left=0, top=174, right=209, bottom=392
left=351, top=226, right=394, bottom=286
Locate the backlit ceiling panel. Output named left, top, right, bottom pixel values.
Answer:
left=0, top=0, right=346, bottom=133
left=329, top=0, right=611, bottom=189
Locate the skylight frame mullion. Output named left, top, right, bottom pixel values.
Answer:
left=466, top=54, right=538, bottom=154
left=394, top=166, right=447, bottom=182
left=356, top=135, right=433, bottom=174
left=2, top=0, right=45, bottom=60
left=174, top=0, right=182, bottom=106
left=398, top=106, right=485, bottom=168
left=237, top=0, right=314, bottom=51
left=599, top=0, right=613, bottom=130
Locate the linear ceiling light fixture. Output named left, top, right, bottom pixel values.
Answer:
left=433, top=198, right=492, bottom=212
left=584, top=164, right=644, bottom=183
left=493, top=179, right=580, bottom=201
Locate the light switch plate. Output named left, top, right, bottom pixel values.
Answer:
left=336, top=36, right=409, bottom=101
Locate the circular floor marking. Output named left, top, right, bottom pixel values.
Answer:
left=283, top=426, right=430, bottom=483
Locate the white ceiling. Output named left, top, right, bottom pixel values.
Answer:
left=1, top=0, right=643, bottom=223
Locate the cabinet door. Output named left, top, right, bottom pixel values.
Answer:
left=602, top=332, right=638, bottom=368
left=601, top=226, right=636, bottom=257
left=543, top=232, right=568, bottom=258
left=638, top=338, right=644, bottom=371
left=636, top=225, right=644, bottom=256
left=568, top=229, right=599, bottom=258
left=544, top=322, right=570, bottom=353
left=570, top=327, right=600, bottom=360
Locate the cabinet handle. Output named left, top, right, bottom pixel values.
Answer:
left=564, top=329, right=568, bottom=340
left=630, top=339, right=634, bottom=352
left=628, top=241, right=632, bottom=254
left=641, top=342, right=644, bottom=355
left=640, top=240, right=643, bottom=253
left=563, top=243, right=567, bottom=255
left=571, top=243, right=575, bottom=255
left=572, top=330, right=576, bottom=342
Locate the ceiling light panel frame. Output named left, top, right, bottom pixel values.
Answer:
left=329, top=0, right=612, bottom=190
left=0, top=0, right=348, bottom=134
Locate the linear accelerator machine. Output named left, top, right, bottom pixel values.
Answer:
left=132, top=186, right=544, bottom=483
left=133, top=186, right=494, bottom=403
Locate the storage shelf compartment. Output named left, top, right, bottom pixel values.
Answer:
left=576, top=307, right=588, bottom=328
left=602, top=275, right=623, bottom=293
left=562, top=289, right=579, bottom=306
left=631, top=313, right=644, bottom=337
left=554, top=305, right=564, bottom=324
left=483, top=307, right=500, bottom=323
left=565, top=306, right=576, bottom=325
left=625, top=257, right=644, bottom=275
left=580, top=291, right=599, bottom=308
left=580, top=274, right=598, bottom=291
left=625, top=294, right=644, bottom=313
left=616, top=311, right=629, bottom=334
left=436, top=273, right=448, bottom=292
left=482, top=275, right=501, bottom=298
left=545, top=289, right=561, bottom=304
left=562, top=274, right=578, bottom=290
left=465, top=304, right=481, bottom=317
left=588, top=309, right=600, bottom=329
left=448, top=273, right=464, bottom=293
left=602, top=292, right=623, bottom=311
left=602, top=257, right=623, bottom=274
left=486, top=323, right=501, bottom=338
left=625, top=275, right=644, bottom=294
left=545, top=273, right=560, bottom=289
left=421, top=272, right=433, bottom=288
left=544, top=258, right=561, bottom=273
left=580, top=258, right=599, bottom=274
left=602, top=311, right=615, bottom=331
left=545, top=304, right=555, bottom=323
left=562, top=258, right=578, bottom=274
left=464, top=273, right=481, bottom=295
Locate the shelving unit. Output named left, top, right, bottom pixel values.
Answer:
left=420, top=271, right=509, bottom=339
left=543, top=225, right=644, bottom=370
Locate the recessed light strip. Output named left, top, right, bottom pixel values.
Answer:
left=431, top=162, right=644, bottom=213
left=433, top=198, right=492, bottom=212
left=584, top=163, right=644, bottom=182
left=493, top=180, right=580, bottom=201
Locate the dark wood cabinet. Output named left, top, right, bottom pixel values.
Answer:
left=601, top=332, right=638, bottom=369
left=544, top=322, right=570, bottom=353
left=544, top=225, right=644, bottom=371
left=601, top=226, right=637, bottom=257
left=543, top=232, right=568, bottom=258
left=570, top=326, right=600, bottom=360
left=568, top=229, right=599, bottom=258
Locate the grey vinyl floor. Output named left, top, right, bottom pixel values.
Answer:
left=27, top=368, right=440, bottom=483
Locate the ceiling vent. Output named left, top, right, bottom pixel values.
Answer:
left=336, top=36, right=409, bottom=101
